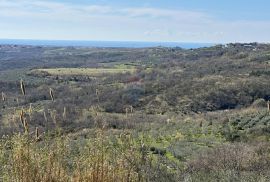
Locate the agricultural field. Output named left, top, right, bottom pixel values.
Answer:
left=30, top=67, right=137, bottom=76
left=1, top=43, right=270, bottom=181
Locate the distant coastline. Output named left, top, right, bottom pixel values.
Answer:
left=0, top=39, right=215, bottom=49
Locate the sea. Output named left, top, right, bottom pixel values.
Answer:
left=0, top=39, right=215, bottom=49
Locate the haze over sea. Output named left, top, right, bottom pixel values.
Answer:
left=0, top=39, right=214, bottom=49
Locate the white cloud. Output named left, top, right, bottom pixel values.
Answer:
left=0, top=0, right=269, bottom=42
left=122, top=7, right=208, bottom=20
left=0, top=0, right=208, bottom=20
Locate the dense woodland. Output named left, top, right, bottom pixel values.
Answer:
left=1, top=43, right=270, bottom=181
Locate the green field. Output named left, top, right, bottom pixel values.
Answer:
left=32, top=67, right=137, bottom=76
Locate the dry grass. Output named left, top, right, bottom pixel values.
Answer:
left=20, top=79, right=26, bottom=96
left=49, top=88, right=55, bottom=101
left=187, top=142, right=270, bottom=181
left=1, top=92, right=6, bottom=101
left=0, top=81, right=151, bottom=181
left=0, top=132, right=152, bottom=182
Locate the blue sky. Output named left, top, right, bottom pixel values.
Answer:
left=0, top=0, right=270, bottom=43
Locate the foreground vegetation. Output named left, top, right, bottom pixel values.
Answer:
left=1, top=43, right=270, bottom=181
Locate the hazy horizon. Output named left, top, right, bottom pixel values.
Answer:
left=0, top=38, right=216, bottom=48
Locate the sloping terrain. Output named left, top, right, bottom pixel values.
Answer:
left=1, top=43, right=270, bottom=181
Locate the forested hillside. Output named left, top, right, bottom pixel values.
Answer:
left=1, top=43, right=270, bottom=181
